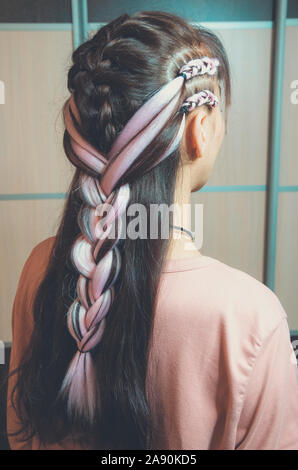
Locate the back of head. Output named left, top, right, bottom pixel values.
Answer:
left=11, top=11, right=231, bottom=449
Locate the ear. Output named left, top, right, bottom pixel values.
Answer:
left=188, top=108, right=208, bottom=160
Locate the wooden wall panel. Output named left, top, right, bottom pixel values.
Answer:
left=280, top=26, right=298, bottom=186
left=0, top=31, right=74, bottom=194
left=275, top=192, right=298, bottom=330
left=0, top=198, right=67, bottom=342
left=190, top=191, right=266, bottom=282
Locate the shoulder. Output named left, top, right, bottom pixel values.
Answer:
left=27, top=236, right=56, bottom=263
left=212, top=258, right=286, bottom=318
left=200, top=258, right=287, bottom=343
left=15, top=236, right=57, bottom=306
left=11, top=236, right=57, bottom=352
left=22, top=236, right=56, bottom=276
left=161, top=256, right=287, bottom=347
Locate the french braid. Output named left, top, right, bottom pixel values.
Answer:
left=60, top=55, right=220, bottom=420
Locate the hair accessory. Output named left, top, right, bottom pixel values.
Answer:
left=61, top=55, right=220, bottom=421
left=181, top=89, right=219, bottom=113
left=178, top=57, right=219, bottom=80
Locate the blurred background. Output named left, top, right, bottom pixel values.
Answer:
left=0, top=0, right=298, bottom=342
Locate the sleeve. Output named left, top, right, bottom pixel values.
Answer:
left=235, top=317, right=298, bottom=450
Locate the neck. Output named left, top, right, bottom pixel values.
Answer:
left=165, top=164, right=201, bottom=260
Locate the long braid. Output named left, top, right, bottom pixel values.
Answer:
left=61, top=88, right=130, bottom=419
left=60, top=173, right=129, bottom=420
left=60, top=53, right=220, bottom=421
left=60, top=25, right=131, bottom=417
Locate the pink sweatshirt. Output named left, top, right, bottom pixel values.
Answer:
left=7, top=236, right=298, bottom=450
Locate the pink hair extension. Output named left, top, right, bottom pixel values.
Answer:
left=178, top=57, right=219, bottom=80
left=104, top=76, right=185, bottom=163
left=100, top=87, right=182, bottom=196
left=60, top=56, right=220, bottom=421
left=144, top=111, right=187, bottom=171
left=180, top=89, right=219, bottom=113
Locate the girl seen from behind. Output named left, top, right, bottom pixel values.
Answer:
left=6, top=10, right=298, bottom=450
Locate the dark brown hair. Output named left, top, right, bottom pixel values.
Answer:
left=8, top=11, right=231, bottom=449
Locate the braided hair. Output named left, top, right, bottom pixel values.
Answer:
left=61, top=43, right=221, bottom=423
left=10, top=11, right=231, bottom=449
